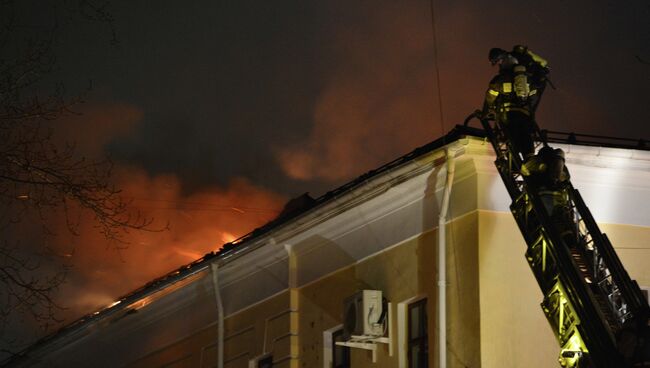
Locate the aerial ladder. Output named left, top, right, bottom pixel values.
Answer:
left=465, top=104, right=650, bottom=366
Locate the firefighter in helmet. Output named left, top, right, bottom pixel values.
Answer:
left=483, top=45, right=550, bottom=164
left=523, top=146, right=578, bottom=247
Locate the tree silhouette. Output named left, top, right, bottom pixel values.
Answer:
left=0, top=0, right=153, bottom=350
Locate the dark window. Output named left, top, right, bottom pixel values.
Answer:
left=642, top=288, right=649, bottom=305
left=258, top=355, right=273, bottom=368
left=332, top=328, right=350, bottom=368
left=408, top=299, right=428, bottom=368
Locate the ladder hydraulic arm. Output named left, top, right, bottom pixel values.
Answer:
left=468, top=112, right=650, bottom=367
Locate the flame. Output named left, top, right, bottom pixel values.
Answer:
left=172, top=247, right=204, bottom=260
left=221, top=231, right=236, bottom=244
left=45, top=166, right=285, bottom=324
left=12, top=102, right=287, bottom=326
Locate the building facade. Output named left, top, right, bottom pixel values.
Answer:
left=8, top=130, right=650, bottom=368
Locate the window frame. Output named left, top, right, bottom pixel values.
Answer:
left=257, top=355, right=273, bottom=368
left=248, top=353, right=272, bottom=368
left=323, top=324, right=350, bottom=368
left=407, top=298, right=428, bottom=368
left=397, top=295, right=428, bottom=368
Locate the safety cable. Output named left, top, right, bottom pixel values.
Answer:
left=429, top=0, right=445, bottom=135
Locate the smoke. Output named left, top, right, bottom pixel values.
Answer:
left=53, top=167, right=285, bottom=318
left=275, top=3, right=443, bottom=183
left=13, top=102, right=286, bottom=327
left=275, top=0, right=650, bottom=183
left=49, top=102, right=142, bottom=157
left=9, top=0, right=649, bottom=349
left=273, top=2, right=493, bottom=183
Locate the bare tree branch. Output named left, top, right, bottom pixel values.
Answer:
left=0, top=0, right=160, bottom=354
left=635, top=55, right=650, bottom=66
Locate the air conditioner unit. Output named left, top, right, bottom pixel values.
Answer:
left=343, top=290, right=384, bottom=338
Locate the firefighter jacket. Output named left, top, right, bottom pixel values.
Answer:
left=483, top=48, right=549, bottom=118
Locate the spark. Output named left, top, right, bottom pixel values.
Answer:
left=108, top=300, right=121, bottom=308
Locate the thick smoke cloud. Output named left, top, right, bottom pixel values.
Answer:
left=50, top=103, right=142, bottom=157
left=53, top=167, right=284, bottom=318
left=276, top=3, right=442, bottom=182
left=6, top=0, right=650, bottom=353
left=48, top=0, right=649, bottom=191
left=20, top=103, right=285, bottom=327
left=276, top=0, right=650, bottom=182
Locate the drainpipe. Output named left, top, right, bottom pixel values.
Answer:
left=438, top=147, right=456, bottom=368
left=210, top=263, right=224, bottom=368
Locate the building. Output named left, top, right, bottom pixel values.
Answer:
left=6, top=127, right=650, bottom=368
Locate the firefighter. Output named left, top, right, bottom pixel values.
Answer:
left=523, top=146, right=578, bottom=247
left=483, top=45, right=550, bottom=163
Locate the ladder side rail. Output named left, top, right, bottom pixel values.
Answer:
left=495, top=159, right=525, bottom=199
left=564, top=187, right=630, bottom=329
left=483, top=115, right=634, bottom=331
left=600, top=234, right=650, bottom=324
left=508, top=166, right=623, bottom=366
left=571, top=189, right=650, bottom=324
left=479, top=116, right=625, bottom=366
left=480, top=118, right=527, bottom=198
left=519, top=166, right=625, bottom=366
left=525, top=184, right=620, bottom=340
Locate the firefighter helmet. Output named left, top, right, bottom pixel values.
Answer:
left=489, top=48, right=508, bottom=65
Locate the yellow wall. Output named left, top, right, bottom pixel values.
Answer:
left=478, top=210, right=559, bottom=367
left=477, top=211, right=650, bottom=368
left=128, top=291, right=291, bottom=368
left=127, top=213, right=481, bottom=368
left=125, top=211, right=649, bottom=368
left=599, top=223, right=650, bottom=287
left=296, top=212, right=480, bottom=368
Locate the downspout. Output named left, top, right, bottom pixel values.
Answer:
left=438, top=147, right=456, bottom=368
left=210, top=263, right=224, bottom=368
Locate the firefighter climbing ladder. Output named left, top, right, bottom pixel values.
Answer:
left=472, top=114, right=650, bottom=367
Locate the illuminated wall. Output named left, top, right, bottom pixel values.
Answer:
left=294, top=213, right=480, bottom=368
left=11, top=137, right=650, bottom=368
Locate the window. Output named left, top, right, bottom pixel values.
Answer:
left=408, top=299, right=428, bottom=368
left=323, top=325, right=350, bottom=368
left=397, top=296, right=428, bottom=368
left=249, top=354, right=272, bottom=368
left=258, top=355, right=273, bottom=368
left=331, top=327, right=350, bottom=368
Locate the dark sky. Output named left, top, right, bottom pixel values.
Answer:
left=48, top=0, right=650, bottom=195
left=4, top=0, right=650, bottom=354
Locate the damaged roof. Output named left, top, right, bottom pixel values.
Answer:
left=6, top=124, right=648, bottom=364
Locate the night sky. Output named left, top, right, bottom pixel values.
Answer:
left=5, top=0, right=650, bottom=353
left=53, top=0, right=650, bottom=193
